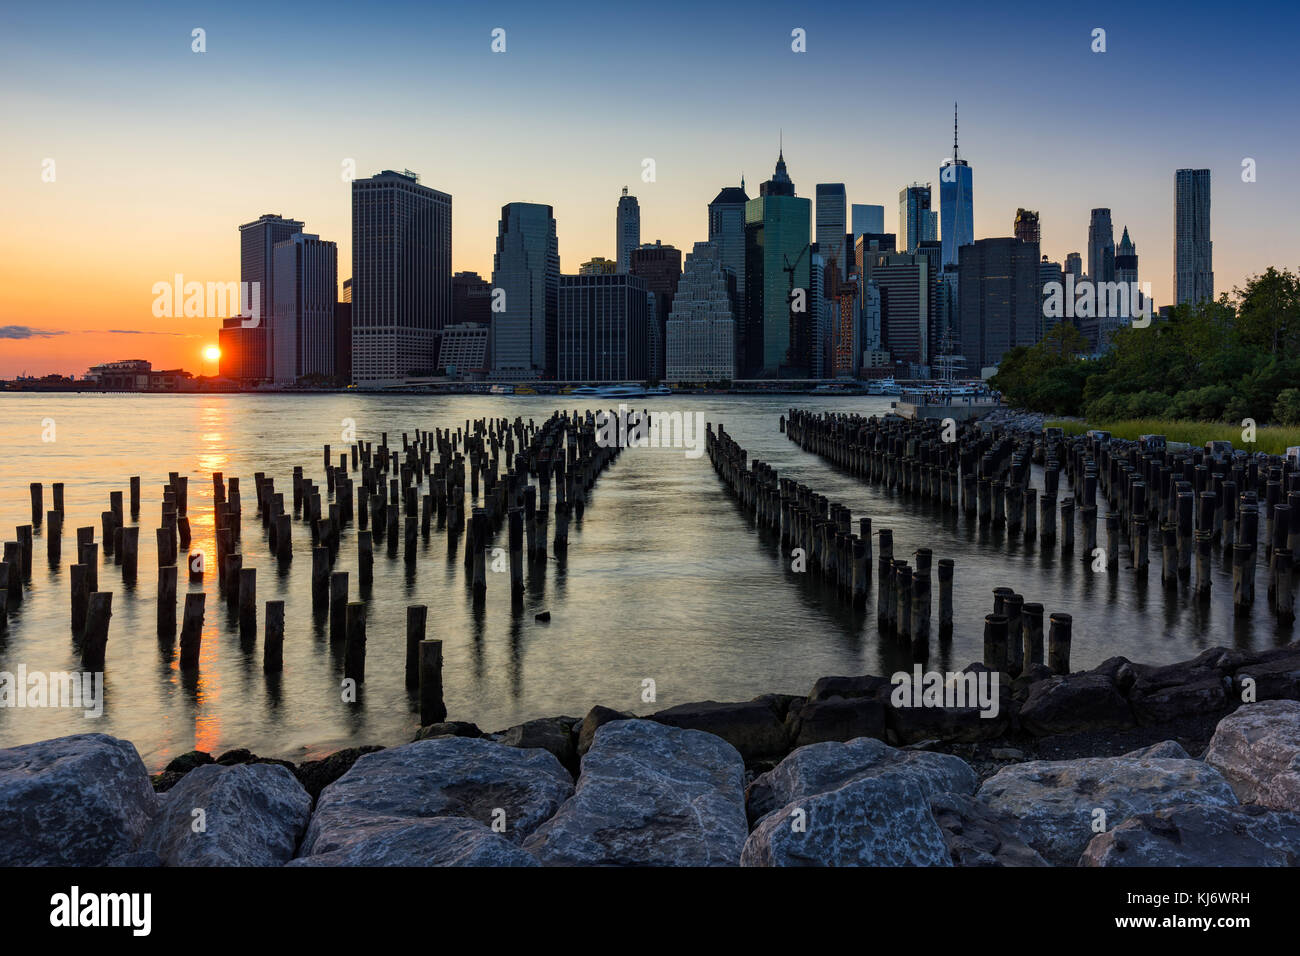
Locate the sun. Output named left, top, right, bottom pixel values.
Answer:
left=203, top=345, right=221, bottom=363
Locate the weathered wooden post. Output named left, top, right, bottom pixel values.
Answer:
left=69, top=563, right=89, bottom=633
left=46, top=510, right=62, bottom=565
left=329, top=571, right=348, bottom=642
left=344, top=602, right=367, bottom=683
left=405, top=605, right=427, bottom=689
left=937, top=559, right=954, bottom=634
left=129, top=476, right=140, bottom=516
left=471, top=508, right=488, bottom=601
left=29, top=483, right=42, bottom=526
left=418, top=639, right=447, bottom=725
left=238, top=567, right=257, bottom=641
left=1232, top=543, right=1254, bottom=615
left=81, top=592, right=112, bottom=670
left=983, top=613, right=1009, bottom=672
left=1104, top=512, right=1119, bottom=573
left=1047, top=612, right=1072, bottom=674
left=157, top=565, right=177, bottom=638
left=179, top=593, right=205, bottom=669
left=1023, top=488, right=1037, bottom=540
left=121, top=526, right=139, bottom=584
left=1194, top=530, right=1212, bottom=595
left=1022, top=602, right=1045, bottom=669
left=1004, top=592, right=1024, bottom=674
left=1061, top=498, right=1075, bottom=552
left=263, top=601, right=284, bottom=672
left=312, top=547, right=329, bottom=607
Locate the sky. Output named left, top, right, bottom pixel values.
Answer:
left=3, top=0, right=1298, bottom=377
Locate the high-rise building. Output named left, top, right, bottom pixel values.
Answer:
left=1064, top=252, right=1083, bottom=279
left=239, top=213, right=304, bottom=378
left=616, top=187, right=640, bottom=273
left=490, top=203, right=559, bottom=380
left=708, top=180, right=750, bottom=373
left=271, top=233, right=338, bottom=384
left=557, top=273, right=650, bottom=381
left=1038, top=256, right=1063, bottom=337
left=452, top=271, right=491, bottom=326
left=939, top=106, right=974, bottom=271
left=899, top=184, right=932, bottom=254
left=665, top=242, right=735, bottom=383
left=579, top=257, right=618, bottom=275
left=1175, top=168, right=1213, bottom=306
left=1013, top=208, right=1041, bottom=244
left=851, top=204, right=885, bottom=239
left=815, top=183, right=848, bottom=280
left=351, top=170, right=451, bottom=383
left=630, top=241, right=681, bottom=382
left=958, top=237, right=1039, bottom=375
left=438, top=324, right=490, bottom=379
left=1088, top=208, right=1115, bottom=285
left=335, top=291, right=352, bottom=386
left=870, top=250, right=936, bottom=370
left=217, top=318, right=266, bottom=383
left=744, top=150, right=811, bottom=377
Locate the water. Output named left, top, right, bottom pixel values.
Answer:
left=0, top=393, right=1292, bottom=768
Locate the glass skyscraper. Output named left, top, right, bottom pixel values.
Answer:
left=815, top=183, right=847, bottom=280
left=491, top=202, right=560, bottom=379
left=1175, top=168, right=1213, bottom=306
left=744, top=151, right=811, bottom=377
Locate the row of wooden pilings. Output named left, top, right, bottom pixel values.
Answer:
left=8, top=408, right=627, bottom=723
left=706, top=422, right=955, bottom=650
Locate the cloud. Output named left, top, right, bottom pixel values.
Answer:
left=0, top=325, right=67, bottom=339
left=108, top=329, right=199, bottom=337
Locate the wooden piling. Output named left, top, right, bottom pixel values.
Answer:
left=81, top=592, right=112, bottom=670
left=329, top=571, right=348, bottom=641
left=157, top=565, right=176, bottom=638
left=418, top=639, right=447, bottom=725
left=343, top=602, right=367, bottom=684
left=179, top=593, right=205, bottom=669
left=983, top=613, right=1009, bottom=672
left=263, top=601, right=284, bottom=672
left=405, top=605, right=427, bottom=689
left=1047, top=612, right=1072, bottom=674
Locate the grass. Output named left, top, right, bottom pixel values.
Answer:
left=1046, top=418, right=1300, bottom=456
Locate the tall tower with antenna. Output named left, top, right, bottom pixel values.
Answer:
left=939, top=103, right=973, bottom=272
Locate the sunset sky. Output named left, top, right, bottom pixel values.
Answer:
left=3, top=0, right=1298, bottom=378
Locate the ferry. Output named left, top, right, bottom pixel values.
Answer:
left=489, top=384, right=515, bottom=395
left=568, top=385, right=602, bottom=396
left=646, top=385, right=672, bottom=396
left=597, top=383, right=647, bottom=398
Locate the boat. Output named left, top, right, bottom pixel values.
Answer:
left=646, top=385, right=672, bottom=396
left=489, top=384, right=515, bottom=395
left=597, top=384, right=647, bottom=398
left=568, top=385, right=601, bottom=396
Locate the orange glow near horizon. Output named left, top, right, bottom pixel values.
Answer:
left=203, top=345, right=221, bottom=363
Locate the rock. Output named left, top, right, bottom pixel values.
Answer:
left=535, top=611, right=551, bottom=622
left=496, top=717, right=580, bottom=776
left=928, top=791, right=1050, bottom=867
left=215, top=748, right=255, bottom=766
left=412, top=721, right=482, bottom=742
left=151, top=771, right=188, bottom=793
left=577, top=705, right=634, bottom=757
left=1012, top=663, right=1054, bottom=703
left=745, top=737, right=978, bottom=827
left=978, top=754, right=1238, bottom=865
left=650, top=698, right=790, bottom=763
left=1129, top=677, right=1228, bottom=725
left=294, top=746, right=385, bottom=801
left=886, top=665, right=1011, bottom=744
left=287, top=818, right=539, bottom=867
left=1204, top=700, right=1300, bottom=812
left=991, top=748, right=1025, bottom=761
left=0, top=733, right=158, bottom=866
left=789, top=676, right=893, bottom=747
left=1081, top=803, right=1300, bottom=866
left=140, top=763, right=311, bottom=866
left=1123, top=740, right=1191, bottom=760
left=523, top=719, right=747, bottom=866
left=741, top=774, right=952, bottom=867
left=163, top=750, right=214, bottom=774
left=107, top=850, right=164, bottom=867
left=1231, top=649, right=1300, bottom=703
left=300, top=737, right=573, bottom=856
left=1018, top=673, right=1134, bottom=736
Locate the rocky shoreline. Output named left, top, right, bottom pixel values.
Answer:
left=2, top=640, right=1298, bottom=866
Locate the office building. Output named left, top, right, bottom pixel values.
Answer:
left=1013, top=208, right=1041, bottom=244
left=665, top=241, right=735, bottom=382
left=815, top=183, right=848, bottom=280
left=616, top=187, right=640, bottom=273
left=744, top=151, right=811, bottom=376
left=239, top=213, right=304, bottom=377
left=490, top=202, right=559, bottom=379
left=271, top=233, right=338, bottom=384
left=958, top=237, right=1039, bottom=375
left=452, top=271, right=491, bottom=326
left=1088, top=208, right=1115, bottom=285
left=557, top=273, right=651, bottom=381
left=438, top=323, right=490, bottom=379
left=1175, top=168, right=1213, bottom=306
left=939, top=106, right=974, bottom=271
left=708, top=180, right=750, bottom=371
left=630, top=240, right=682, bottom=381
left=851, top=203, right=885, bottom=239
left=351, top=170, right=451, bottom=383
left=579, top=257, right=617, bottom=275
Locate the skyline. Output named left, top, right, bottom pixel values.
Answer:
left=4, top=0, right=1299, bottom=377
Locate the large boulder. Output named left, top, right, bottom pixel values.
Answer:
left=577, top=706, right=634, bottom=757
left=523, top=719, right=747, bottom=866
left=1230, top=648, right=1300, bottom=702
left=885, top=664, right=1011, bottom=744
left=495, top=716, right=580, bottom=776
left=978, top=754, right=1238, bottom=865
left=0, top=734, right=158, bottom=866
left=741, top=774, right=951, bottom=867
left=790, top=676, right=891, bottom=747
left=1203, top=700, right=1300, bottom=812
left=1018, top=673, right=1134, bottom=736
left=140, top=763, right=311, bottom=866
left=300, top=737, right=573, bottom=857
left=928, top=792, right=1050, bottom=867
left=649, top=697, right=790, bottom=763
left=1080, top=803, right=1300, bottom=866
left=745, top=736, right=977, bottom=827
left=1129, top=678, right=1229, bottom=726
left=287, top=818, right=539, bottom=867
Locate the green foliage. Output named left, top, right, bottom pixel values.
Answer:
left=1003, top=268, right=1300, bottom=424
left=1275, top=389, right=1300, bottom=426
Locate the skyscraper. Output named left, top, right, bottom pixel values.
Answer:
left=939, top=106, right=973, bottom=271
left=899, top=184, right=933, bottom=255
left=351, top=170, right=451, bottom=384
left=708, top=180, right=749, bottom=373
left=665, top=242, right=735, bottom=383
left=851, top=204, right=885, bottom=239
left=239, top=213, right=304, bottom=377
left=1175, top=169, right=1213, bottom=306
left=271, top=232, right=338, bottom=384
left=815, top=183, right=848, bottom=280
left=1013, top=209, right=1041, bottom=245
left=616, top=187, right=640, bottom=273
left=452, top=272, right=491, bottom=326
left=1088, top=208, right=1115, bottom=285
left=1064, top=252, right=1083, bottom=280
left=631, top=241, right=682, bottom=382
left=557, top=273, right=650, bottom=381
left=958, top=238, right=1039, bottom=375
left=1038, top=256, right=1063, bottom=337
left=870, top=250, right=935, bottom=370
left=744, top=150, right=811, bottom=377
left=490, top=202, right=560, bottom=379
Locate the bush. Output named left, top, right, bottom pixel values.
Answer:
left=1120, top=390, right=1171, bottom=419
left=1275, top=388, right=1300, bottom=426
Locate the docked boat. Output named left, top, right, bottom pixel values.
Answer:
left=568, top=385, right=602, bottom=396
left=489, top=384, right=515, bottom=395
left=597, top=383, right=647, bottom=398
